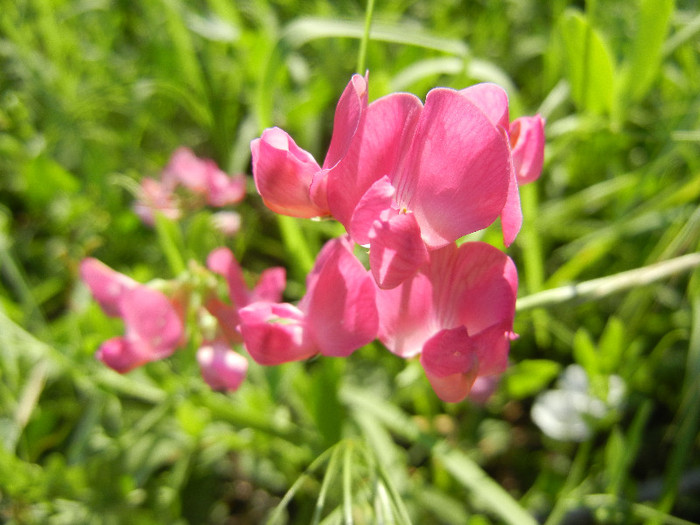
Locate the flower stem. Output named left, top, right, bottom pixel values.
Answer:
left=357, top=0, right=376, bottom=74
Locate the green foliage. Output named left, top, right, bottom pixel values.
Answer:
left=2, top=0, right=700, bottom=523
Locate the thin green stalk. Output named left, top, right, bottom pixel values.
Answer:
left=153, top=212, right=187, bottom=277
left=517, top=252, right=700, bottom=311
left=356, top=0, right=376, bottom=74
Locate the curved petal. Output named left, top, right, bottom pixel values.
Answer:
left=368, top=212, right=429, bottom=289
left=510, top=115, right=545, bottom=185
left=251, top=127, right=325, bottom=218
left=326, top=92, right=422, bottom=231
left=207, top=247, right=250, bottom=307
left=303, top=237, right=378, bottom=357
left=420, top=326, right=480, bottom=403
left=398, top=88, right=512, bottom=248
left=197, top=341, right=248, bottom=392
left=460, top=83, right=510, bottom=130
left=375, top=271, right=434, bottom=358
left=251, top=267, right=287, bottom=303
left=96, top=337, right=149, bottom=373
left=500, top=153, right=522, bottom=246
left=238, top=302, right=317, bottom=365
left=120, top=286, right=184, bottom=357
left=348, top=176, right=395, bottom=245
left=80, top=258, right=137, bottom=317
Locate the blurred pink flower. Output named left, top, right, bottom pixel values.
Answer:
left=197, top=340, right=248, bottom=392
left=239, top=236, right=378, bottom=365
left=374, top=242, right=518, bottom=403
left=204, top=247, right=286, bottom=344
left=80, top=258, right=185, bottom=373
left=133, top=177, right=182, bottom=226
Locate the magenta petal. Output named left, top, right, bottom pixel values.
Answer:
left=206, top=171, right=246, bottom=207
left=120, top=286, right=184, bottom=358
left=251, top=127, right=325, bottom=218
left=80, top=258, right=137, bottom=317
left=162, top=147, right=209, bottom=193
left=420, top=326, right=480, bottom=403
left=303, top=237, right=378, bottom=357
left=399, top=88, right=512, bottom=248
left=471, top=323, right=514, bottom=377
left=510, top=115, right=545, bottom=185
left=238, top=302, right=317, bottom=365
left=348, top=176, right=395, bottom=245
left=96, top=337, right=148, bottom=373
left=204, top=296, right=242, bottom=344
left=197, top=341, right=248, bottom=392
left=369, top=212, right=429, bottom=289
left=460, top=83, right=510, bottom=130
left=326, top=92, right=423, bottom=232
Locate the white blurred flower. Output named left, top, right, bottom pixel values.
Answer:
left=531, top=364, right=625, bottom=442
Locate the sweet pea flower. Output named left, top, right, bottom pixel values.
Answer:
left=251, top=74, right=368, bottom=218
left=80, top=258, right=185, bottom=373
left=197, top=340, right=248, bottom=392
left=374, top=242, right=518, bottom=403
left=133, top=177, right=182, bottom=226
left=204, top=247, right=286, bottom=344
left=238, top=236, right=378, bottom=365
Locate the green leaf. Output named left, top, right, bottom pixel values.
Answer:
left=619, top=0, right=675, bottom=103
left=22, top=155, right=80, bottom=211
left=598, top=317, right=626, bottom=374
left=558, top=9, right=616, bottom=115
left=504, top=359, right=562, bottom=399
left=573, top=328, right=600, bottom=377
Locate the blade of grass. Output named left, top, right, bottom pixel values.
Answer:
left=343, top=441, right=354, bottom=525
left=312, top=444, right=343, bottom=525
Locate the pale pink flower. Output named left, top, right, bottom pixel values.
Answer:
left=81, top=258, right=186, bottom=373
left=238, top=236, right=378, bottom=365
left=197, top=340, right=248, bottom=391
left=211, top=211, right=242, bottom=237
left=374, top=242, right=518, bottom=403
left=133, top=177, right=181, bottom=226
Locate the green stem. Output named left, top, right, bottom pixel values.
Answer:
left=517, top=252, right=700, bottom=312
left=357, top=0, right=376, bottom=73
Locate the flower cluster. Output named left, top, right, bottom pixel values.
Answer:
left=82, top=73, right=544, bottom=403
left=246, top=73, right=544, bottom=402
left=134, top=147, right=246, bottom=236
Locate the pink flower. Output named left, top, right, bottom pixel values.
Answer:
left=163, top=147, right=246, bottom=206
left=133, top=177, right=182, bottom=226
left=250, top=74, right=368, bottom=218
left=197, top=340, right=248, bottom=391
left=205, top=247, right=286, bottom=344
left=509, top=115, right=546, bottom=185
left=81, top=258, right=185, bottom=373
left=238, top=236, right=378, bottom=365
left=374, top=242, right=518, bottom=403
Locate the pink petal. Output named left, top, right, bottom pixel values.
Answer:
left=211, top=211, right=242, bottom=237
left=460, top=83, right=510, bottom=130
left=206, top=171, right=246, bottom=207
left=326, top=92, right=422, bottom=231
left=197, top=341, right=248, bottom=392
left=348, top=176, right=395, bottom=245
left=96, top=337, right=149, bottom=373
left=397, top=88, right=512, bottom=248
left=468, top=376, right=500, bottom=404
left=133, top=178, right=181, bottom=226
left=251, top=267, right=287, bottom=303
left=238, top=302, right=317, bottom=365
left=120, top=286, right=184, bottom=358
left=163, top=147, right=209, bottom=193
left=509, top=115, right=545, bottom=185
left=420, top=326, right=480, bottom=403
left=471, top=323, right=514, bottom=377
left=207, top=247, right=250, bottom=308
left=368, top=212, right=429, bottom=289
left=251, top=127, right=326, bottom=218
left=303, top=237, right=378, bottom=357
left=375, top=271, right=434, bottom=358
left=80, top=258, right=137, bottom=317
left=500, top=154, right=522, bottom=246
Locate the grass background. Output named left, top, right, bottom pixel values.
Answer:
left=1, top=0, right=699, bottom=523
